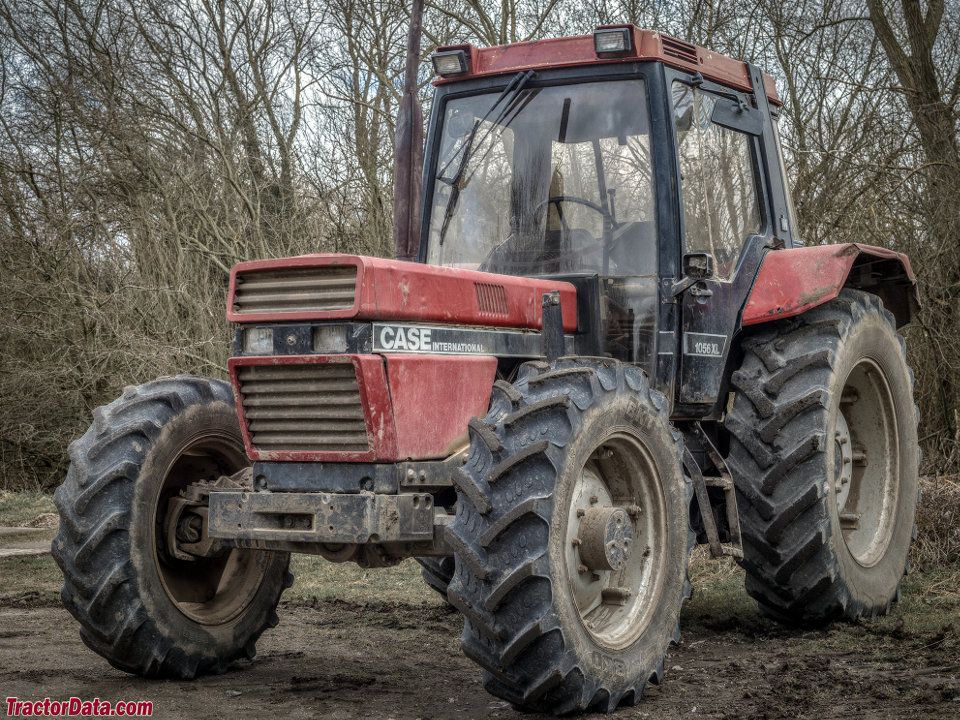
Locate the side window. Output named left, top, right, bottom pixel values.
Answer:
left=772, top=117, right=802, bottom=245
left=673, top=82, right=761, bottom=279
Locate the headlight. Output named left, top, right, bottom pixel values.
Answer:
left=243, top=327, right=274, bottom=354
left=313, top=325, right=347, bottom=353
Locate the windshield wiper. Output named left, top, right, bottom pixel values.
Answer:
left=437, top=70, right=536, bottom=247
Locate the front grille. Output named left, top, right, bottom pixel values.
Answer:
left=237, top=364, right=369, bottom=453
left=233, top=265, right=357, bottom=315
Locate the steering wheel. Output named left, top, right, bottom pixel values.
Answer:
left=478, top=196, right=617, bottom=274
left=532, top=195, right=614, bottom=231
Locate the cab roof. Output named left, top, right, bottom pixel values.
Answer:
left=433, top=25, right=780, bottom=105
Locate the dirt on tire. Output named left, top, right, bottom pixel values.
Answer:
left=1, top=590, right=957, bottom=719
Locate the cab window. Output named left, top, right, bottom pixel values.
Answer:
left=673, top=82, right=761, bottom=279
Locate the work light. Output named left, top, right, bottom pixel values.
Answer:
left=593, top=27, right=632, bottom=54
left=431, top=49, right=468, bottom=77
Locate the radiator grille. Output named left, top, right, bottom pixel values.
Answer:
left=233, top=265, right=357, bottom=315
left=237, top=364, right=369, bottom=453
left=662, top=36, right=698, bottom=64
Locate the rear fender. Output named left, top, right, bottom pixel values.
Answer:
left=741, top=243, right=919, bottom=328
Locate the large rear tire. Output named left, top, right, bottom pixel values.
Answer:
left=725, top=290, right=918, bottom=622
left=52, top=376, right=292, bottom=677
left=447, top=358, right=692, bottom=713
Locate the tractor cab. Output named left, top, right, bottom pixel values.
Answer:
left=421, top=26, right=797, bottom=410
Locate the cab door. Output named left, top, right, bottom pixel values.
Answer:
left=668, top=73, right=771, bottom=415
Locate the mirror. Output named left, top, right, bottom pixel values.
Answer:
left=683, top=252, right=714, bottom=278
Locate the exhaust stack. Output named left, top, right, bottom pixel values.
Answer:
left=392, top=0, right=425, bottom=262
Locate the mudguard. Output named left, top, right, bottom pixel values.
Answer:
left=742, top=243, right=919, bottom=328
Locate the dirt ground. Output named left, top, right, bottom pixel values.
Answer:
left=0, top=495, right=956, bottom=720
left=2, top=585, right=958, bottom=720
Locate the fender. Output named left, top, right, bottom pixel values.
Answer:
left=742, top=243, right=919, bottom=328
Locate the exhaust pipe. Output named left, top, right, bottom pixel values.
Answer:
left=392, top=0, right=425, bottom=262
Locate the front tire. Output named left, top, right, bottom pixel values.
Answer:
left=416, top=556, right=455, bottom=599
left=52, top=376, right=292, bottom=678
left=447, top=359, right=692, bottom=713
left=725, top=290, right=918, bottom=623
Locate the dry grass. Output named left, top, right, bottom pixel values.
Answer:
left=286, top=556, right=440, bottom=605
left=0, top=491, right=57, bottom=527
left=914, top=475, right=960, bottom=571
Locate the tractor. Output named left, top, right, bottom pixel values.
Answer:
left=52, top=23, right=919, bottom=714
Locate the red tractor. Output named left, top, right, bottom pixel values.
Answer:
left=53, top=24, right=919, bottom=714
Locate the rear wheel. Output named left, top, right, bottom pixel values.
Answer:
left=725, top=290, right=918, bottom=622
left=447, top=359, right=692, bottom=713
left=52, top=376, right=292, bottom=677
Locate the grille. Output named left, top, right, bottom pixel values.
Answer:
left=237, top=364, right=369, bottom=453
left=475, top=282, right=508, bottom=316
left=233, top=265, right=357, bottom=315
left=662, top=36, right=698, bottom=64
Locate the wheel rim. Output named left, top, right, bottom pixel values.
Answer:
left=564, top=429, right=667, bottom=650
left=833, top=358, right=900, bottom=567
left=153, top=431, right=270, bottom=626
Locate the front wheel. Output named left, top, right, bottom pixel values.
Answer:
left=447, top=359, right=692, bottom=713
left=52, top=376, right=292, bottom=677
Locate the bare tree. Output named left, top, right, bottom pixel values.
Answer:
left=866, top=0, right=960, bottom=462
left=2, top=0, right=960, bottom=488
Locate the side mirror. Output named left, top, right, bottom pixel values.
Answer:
left=683, top=252, right=714, bottom=278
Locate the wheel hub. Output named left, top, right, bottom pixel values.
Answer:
left=834, top=409, right=853, bottom=511
left=155, top=460, right=269, bottom=625
left=577, top=506, right=633, bottom=571
left=833, top=359, right=900, bottom=567
left=563, top=432, right=668, bottom=650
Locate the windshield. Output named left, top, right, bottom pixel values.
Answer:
left=425, top=79, right=657, bottom=278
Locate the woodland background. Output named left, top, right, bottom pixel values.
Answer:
left=0, top=0, right=958, bottom=490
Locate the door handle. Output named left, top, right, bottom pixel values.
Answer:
left=689, top=282, right=713, bottom=298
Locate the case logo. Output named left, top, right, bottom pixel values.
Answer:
left=374, top=324, right=487, bottom=354
left=378, top=325, right=432, bottom=351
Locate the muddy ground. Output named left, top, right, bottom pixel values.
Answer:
left=2, top=585, right=958, bottom=720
